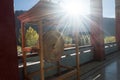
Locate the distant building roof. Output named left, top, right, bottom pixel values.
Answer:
left=18, top=1, right=63, bottom=23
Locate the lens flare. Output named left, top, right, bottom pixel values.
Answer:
left=60, top=0, right=90, bottom=16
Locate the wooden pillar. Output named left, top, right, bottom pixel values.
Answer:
left=73, top=21, right=80, bottom=80
left=38, top=22, right=44, bottom=80
left=21, top=22, right=27, bottom=79
left=74, top=29, right=80, bottom=80
left=0, top=0, right=19, bottom=80
left=90, top=0, right=105, bottom=60
left=115, top=0, right=120, bottom=50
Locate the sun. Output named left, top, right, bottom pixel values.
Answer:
left=56, top=0, right=90, bottom=32
left=60, top=0, right=90, bottom=16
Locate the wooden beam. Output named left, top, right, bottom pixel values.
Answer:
left=90, top=0, right=105, bottom=61
left=60, top=65, right=74, bottom=70
left=21, top=22, right=27, bottom=79
left=115, top=0, right=120, bottom=50
left=38, top=21, right=45, bottom=80
left=74, top=26, right=80, bottom=80
left=48, top=69, right=77, bottom=80
left=28, top=66, right=58, bottom=78
left=28, top=71, right=40, bottom=78
left=18, top=53, right=38, bottom=59
left=0, top=0, right=19, bottom=79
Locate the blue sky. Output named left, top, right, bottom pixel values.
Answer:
left=14, top=0, right=115, bottom=18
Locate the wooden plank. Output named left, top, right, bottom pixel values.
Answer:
left=115, top=0, right=120, bottom=50
left=74, top=27, right=80, bottom=80
left=48, top=69, right=77, bottom=80
left=28, top=68, right=77, bottom=80
left=28, top=66, right=58, bottom=78
left=21, top=22, right=27, bottom=79
left=38, top=21, right=44, bottom=80
left=18, top=53, right=38, bottom=59
left=45, top=66, right=58, bottom=72
left=0, top=0, right=19, bottom=79
left=28, top=71, right=40, bottom=78
left=60, top=65, right=74, bottom=70
left=90, top=0, right=105, bottom=61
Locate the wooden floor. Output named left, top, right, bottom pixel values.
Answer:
left=19, top=50, right=120, bottom=80
left=80, top=51, right=120, bottom=80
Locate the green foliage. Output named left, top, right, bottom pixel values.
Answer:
left=18, top=29, right=22, bottom=46
left=25, top=27, right=39, bottom=47
left=63, top=35, right=116, bottom=46
left=104, top=36, right=116, bottom=43
left=79, top=35, right=90, bottom=45
left=63, top=36, right=72, bottom=44
left=17, top=46, right=22, bottom=54
left=17, top=46, right=21, bottom=52
left=63, top=34, right=90, bottom=46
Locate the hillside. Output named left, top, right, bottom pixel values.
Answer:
left=15, top=11, right=116, bottom=45
left=103, top=17, right=115, bottom=37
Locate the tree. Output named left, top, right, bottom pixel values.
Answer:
left=18, top=29, right=22, bottom=46
left=25, top=27, right=39, bottom=47
left=104, top=36, right=116, bottom=43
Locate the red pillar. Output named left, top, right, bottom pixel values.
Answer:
left=115, top=0, right=120, bottom=50
left=0, top=0, right=19, bottom=80
left=90, top=0, right=105, bottom=61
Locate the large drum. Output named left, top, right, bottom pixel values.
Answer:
left=43, top=30, right=64, bottom=62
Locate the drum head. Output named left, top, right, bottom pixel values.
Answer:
left=43, top=30, right=64, bottom=62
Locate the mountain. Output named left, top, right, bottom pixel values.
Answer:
left=15, top=11, right=26, bottom=45
left=103, top=17, right=115, bottom=37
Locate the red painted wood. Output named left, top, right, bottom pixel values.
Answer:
left=0, top=0, right=19, bottom=80
left=90, top=0, right=105, bottom=61
left=115, top=1, right=120, bottom=50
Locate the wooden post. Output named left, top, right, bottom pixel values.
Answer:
left=21, top=23, right=27, bottom=79
left=38, top=21, right=44, bottom=80
left=115, top=0, right=120, bottom=50
left=0, top=0, right=19, bottom=79
left=90, top=0, right=105, bottom=61
left=74, top=27, right=80, bottom=80
left=57, top=61, right=61, bottom=75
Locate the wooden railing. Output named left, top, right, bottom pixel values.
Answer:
left=18, top=42, right=118, bottom=80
